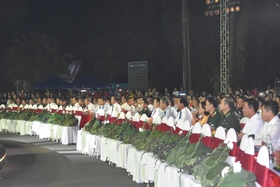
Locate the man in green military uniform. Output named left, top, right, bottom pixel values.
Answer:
left=205, top=97, right=223, bottom=130
left=219, top=96, right=242, bottom=133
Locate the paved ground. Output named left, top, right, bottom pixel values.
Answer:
left=0, top=133, right=148, bottom=187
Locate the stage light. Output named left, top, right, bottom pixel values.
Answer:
left=235, top=6, right=240, bottom=12
left=226, top=7, right=230, bottom=13
left=214, top=9, right=220, bottom=15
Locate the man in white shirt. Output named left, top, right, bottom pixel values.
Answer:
left=129, top=97, right=137, bottom=115
left=175, top=98, right=192, bottom=124
left=84, top=98, right=95, bottom=114
left=102, top=97, right=109, bottom=114
left=237, top=98, right=263, bottom=141
left=109, top=96, right=122, bottom=116
left=147, top=96, right=154, bottom=113
left=151, top=98, right=162, bottom=118
left=255, top=100, right=280, bottom=149
left=160, top=96, right=176, bottom=119
left=121, top=96, right=131, bottom=111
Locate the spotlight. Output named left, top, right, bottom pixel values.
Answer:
left=214, top=9, right=220, bottom=15
left=226, top=8, right=230, bottom=13
left=235, top=6, right=240, bottom=12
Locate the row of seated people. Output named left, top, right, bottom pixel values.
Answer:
left=100, top=111, right=274, bottom=187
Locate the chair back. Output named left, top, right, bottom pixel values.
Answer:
left=201, top=123, right=212, bottom=147
left=212, top=126, right=226, bottom=148
left=189, top=122, right=202, bottom=143
left=225, top=128, right=238, bottom=165
left=253, top=146, right=272, bottom=187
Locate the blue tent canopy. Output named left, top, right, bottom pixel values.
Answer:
left=73, top=74, right=111, bottom=89
left=33, top=73, right=74, bottom=89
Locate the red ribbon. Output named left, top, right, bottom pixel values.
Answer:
left=254, top=161, right=273, bottom=187
left=156, top=123, right=173, bottom=132
left=239, top=150, right=255, bottom=171
left=229, top=142, right=237, bottom=157
left=202, top=136, right=212, bottom=148
left=74, top=111, right=83, bottom=116
left=211, top=137, right=224, bottom=149
left=189, top=133, right=200, bottom=143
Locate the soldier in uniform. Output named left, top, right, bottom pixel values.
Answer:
left=219, top=96, right=242, bottom=133
left=205, top=97, right=222, bottom=130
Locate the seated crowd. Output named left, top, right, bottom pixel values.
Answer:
left=1, top=86, right=280, bottom=149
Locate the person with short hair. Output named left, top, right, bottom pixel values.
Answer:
left=219, top=96, right=242, bottom=133
left=205, top=97, right=223, bottom=129
left=139, top=99, right=151, bottom=117
left=160, top=96, right=175, bottom=119
left=175, top=98, right=192, bottom=124
left=255, top=100, right=280, bottom=149
left=85, top=98, right=95, bottom=114
left=109, top=96, right=122, bottom=115
left=237, top=98, right=263, bottom=141
left=151, top=97, right=162, bottom=118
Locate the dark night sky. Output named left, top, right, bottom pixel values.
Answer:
left=0, top=0, right=280, bottom=93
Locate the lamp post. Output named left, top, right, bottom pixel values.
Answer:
left=204, top=0, right=240, bottom=94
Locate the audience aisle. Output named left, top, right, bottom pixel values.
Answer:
left=0, top=133, right=147, bottom=187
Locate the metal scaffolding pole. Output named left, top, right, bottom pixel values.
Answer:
left=220, top=0, right=229, bottom=94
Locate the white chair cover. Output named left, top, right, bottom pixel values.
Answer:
left=152, top=115, right=161, bottom=124
left=96, top=109, right=105, bottom=116
left=166, top=117, right=175, bottom=128
left=161, top=117, right=168, bottom=124
left=256, top=146, right=269, bottom=168
left=240, top=134, right=248, bottom=152
left=176, top=119, right=184, bottom=128
left=51, top=105, right=58, bottom=110
left=201, top=123, right=211, bottom=137
left=132, top=113, right=140, bottom=122
left=214, top=126, right=226, bottom=140
left=179, top=120, right=191, bottom=131
left=240, top=117, right=249, bottom=124
left=245, top=137, right=255, bottom=155
left=126, top=111, right=132, bottom=120
left=119, top=112, right=125, bottom=119
left=192, top=122, right=202, bottom=134
left=140, top=114, right=148, bottom=122
left=225, top=128, right=237, bottom=143
left=225, top=128, right=238, bottom=165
